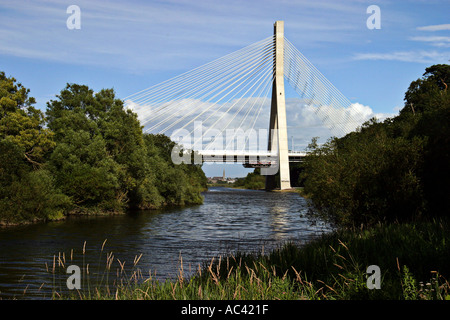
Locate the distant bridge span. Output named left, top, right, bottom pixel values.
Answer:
left=198, top=150, right=306, bottom=168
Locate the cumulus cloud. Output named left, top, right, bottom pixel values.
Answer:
left=285, top=98, right=392, bottom=149
left=127, top=97, right=392, bottom=152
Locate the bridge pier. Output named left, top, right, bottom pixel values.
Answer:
left=265, top=21, right=291, bottom=190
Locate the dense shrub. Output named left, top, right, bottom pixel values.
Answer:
left=301, top=64, right=450, bottom=227
left=0, top=74, right=207, bottom=224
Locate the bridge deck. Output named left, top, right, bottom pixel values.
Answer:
left=197, top=150, right=306, bottom=164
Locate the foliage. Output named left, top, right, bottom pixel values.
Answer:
left=301, top=64, right=450, bottom=227
left=0, top=167, right=71, bottom=223
left=233, top=168, right=266, bottom=189
left=0, top=72, right=68, bottom=224
left=198, top=219, right=450, bottom=300
left=0, top=75, right=207, bottom=224
left=141, top=134, right=206, bottom=207
left=46, top=83, right=207, bottom=214
left=51, top=219, right=450, bottom=300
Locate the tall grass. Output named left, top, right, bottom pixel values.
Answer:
left=46, top=239, right=148, bottom=299
left=50, top=219, right=450, bottom=300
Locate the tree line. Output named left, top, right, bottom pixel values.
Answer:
left=300, top=64, right=450, bottom=227
left=0, top=73, right=207, bottom=225
left=233, top=168, right=266, bottom=189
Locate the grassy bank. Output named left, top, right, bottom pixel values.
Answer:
left=55, top=218, right=450, bottom=300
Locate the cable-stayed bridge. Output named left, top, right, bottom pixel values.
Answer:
left=124, top=21, right=367, bottom=190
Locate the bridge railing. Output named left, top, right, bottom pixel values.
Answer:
left=197, top=149, right=307, bottom=164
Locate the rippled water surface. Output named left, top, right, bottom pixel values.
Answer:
left=0, top=187, right=330, bottom=299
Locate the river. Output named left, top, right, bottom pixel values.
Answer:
left=0, top=187, right=331, bottom=299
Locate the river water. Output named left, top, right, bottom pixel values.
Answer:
left=0, top=187, right=331, bottom=299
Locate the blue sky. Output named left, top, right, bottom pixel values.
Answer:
left=1, top=0, right=449, bottom=177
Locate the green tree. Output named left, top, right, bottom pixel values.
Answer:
left=46, top=84, right=137, bottom=212
left=48, top=129, right=123, bottom=212
left=403, top=64, right=450, bottom=215
left=0, top=72, right=69, bottom=224
left=142, top=134, right=206, bottom=207
left=234, top=168, right=266, bottom=190
left=46, top=83, right=207, bottom=214
left=301, top=64, right=449, bottom=227
left=0, top=71, right=55, bottom=166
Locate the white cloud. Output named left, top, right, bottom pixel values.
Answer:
left=0, top=0, right=375, bottom=73
left=417, top=24, right=450, bottom=31
left=410, top=36, right=450, bottom=48
left=285, top=99, right=393, bottom=149
left=353, top=50, right=450, bottom=64
left=127, top=96, right=393, bottom=152
left=353, top=19, right=450, bottom=64
left=410, top=36, right=450, bottom=43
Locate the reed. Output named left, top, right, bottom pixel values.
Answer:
left=49, top=218, right=450, bottom=300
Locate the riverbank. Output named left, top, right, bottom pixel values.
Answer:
left=0, top=199, right=205, bottom=228
left=0, top=75, right=209, bottom=229
left=1, top=187, right=321, bottom=299
left=229, top=185, right=309, bottom=198
left=209, top=179, right=304, bottom=192
left=57, top=218, right=450, bottom=300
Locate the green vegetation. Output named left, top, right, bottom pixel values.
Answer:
left=0, top=74, right=207, bottom=225
left=233, top=168, right=266, bottom=189
left=301, top=64, right=450, bottom=227
left=52, top=219, right=449, bottom=300
left=50, top=64, right=449, bottom=301
left=6, top=63, right=450, bottom=300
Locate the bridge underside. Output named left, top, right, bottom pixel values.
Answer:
left=199, top=153, right=305, bottom=168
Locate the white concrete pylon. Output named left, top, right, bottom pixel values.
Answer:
left=266, top=21, right=291, bottom=190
